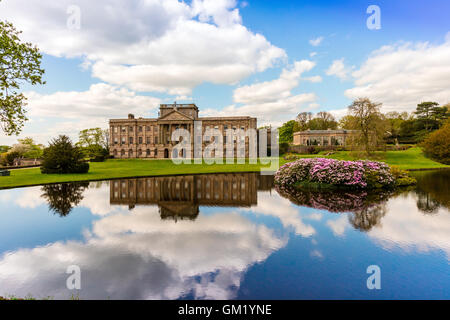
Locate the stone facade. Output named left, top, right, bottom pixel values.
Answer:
left=293, top=129, right=358, bottom=146
left=109, top=103, right=258, bottom=159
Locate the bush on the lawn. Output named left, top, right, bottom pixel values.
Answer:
left=420, top=120, right=450, bottom=165
left=275, top=158, right=396, bottom=189
left=41, top=135, right=89, bottom=174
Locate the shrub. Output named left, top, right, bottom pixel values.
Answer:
left=275, top=158, right=395, bottom=189
left=279, top=142, right=290, bottom=155
left=5, top=151, right=20, bottom=166
left=390, top=166, right=417, bottom=186
left=41, top=135, right=89, bottom=174
left=306, top=146, right=320, bottom=154
left=420, top=121, right=450, bottom=164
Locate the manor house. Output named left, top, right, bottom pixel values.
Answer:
left=109, top=103, right=258, bottom=159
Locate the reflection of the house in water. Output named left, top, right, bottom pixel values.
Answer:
left=110, top=173, right=274, bottom=221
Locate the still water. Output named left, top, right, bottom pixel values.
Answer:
left=0, top=170, right=449, bottom=299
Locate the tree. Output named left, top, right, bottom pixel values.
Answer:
left=76, top=128, right=109, bottom=161
left=307, top=111, right=338, bottom=130
left=339, top=115, right=358, bottom=130
left=296, top=112, right=313, bottom=131
left=385, top=111, right=409, bottom=144
left=41, top=135, right=89, bottom=174
left=0, top=145, right=10, bottom=153
left=347, top=98, right=387, bottom=156
left=0, top=19, right=45, bottom=135
left=420, top=120, right=450, bottom=164
left=414, top=102, right=439, bottom=131
left=431, top=104, right=449, bottom=127
left=278, top=120, right=297, bottom=144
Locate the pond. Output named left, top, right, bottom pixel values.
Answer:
left=0, top=170, right=449, bottom=300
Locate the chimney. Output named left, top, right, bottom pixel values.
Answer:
left=128, top=114, right=135, bottom=119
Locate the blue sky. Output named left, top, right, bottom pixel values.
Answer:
left=1, top=0, right=449, bottom=145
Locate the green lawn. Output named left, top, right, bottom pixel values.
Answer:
left=0, top=147, right=447, bottom=189
left=0, top=159, right=278, bottom=189
left=314, top=147, right=449, bottom=170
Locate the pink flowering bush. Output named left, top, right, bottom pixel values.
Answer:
left=275, top=158, right=395, bottom=189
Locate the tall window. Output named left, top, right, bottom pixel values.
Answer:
left=138, top=126, right=143, bottom=132
left=129, top=137, right=133, bottom=144
left=138, top=137, right=143, bottom=144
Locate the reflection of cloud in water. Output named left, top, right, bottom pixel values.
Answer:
left=79, top=181, right=128, bottom=216
left=0, top=205, right=286, bottom=300
left=14, top=187, right=45, bottom=209
left=240, top=192, right=316, bottom=237
left=368, top=194, right=450, bottom=260
left=327, top=215, right=349, bottom=237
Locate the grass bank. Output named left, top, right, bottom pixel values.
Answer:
left=0, top=159, right=277, bottom=189
left=0, top=147, right=447, bottom=189
left=288, top=147, right=449, bottom=170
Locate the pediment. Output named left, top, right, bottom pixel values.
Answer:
left=159, top=110, right=193, bottom=121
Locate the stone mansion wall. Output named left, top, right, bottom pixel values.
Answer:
left=293, top=129, right=358, bottom=146
left=109, top=103, right=258, bottom=159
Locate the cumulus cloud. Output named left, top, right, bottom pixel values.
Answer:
left=309, top=36, right=324, bottom=47
left=0, top=204, right=285, bottom=299
left=326, top=58, right=353, bottom=80
left=368, top=193, right=450, bottom=260
left=345, top=37, right=450, bottom=112
left=0, top=0, right=286, bottom=95
left=4, top=83, right=160, bottom=145
left=203, top=60, right=319, bottom=126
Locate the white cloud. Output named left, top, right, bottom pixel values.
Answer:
left=326, top=58, right=352, bottom=80
left=368, top=193, right=450, bottom=260
left=233, top=60, right=316, bottom=104
left=202, top=60, right=319, bottom=126
left=3, top=83, right=161, bottom=145
left=309, top=36, right=324, bottom=47
left=326, top=215, right=350, bottom=237
left=0, top=0, right=286, bottom=95
left=345, top=37, right=450, bottom=112
left=0, top=205, right=285, bottom=299
left=309, top=52, right=317, bottom=58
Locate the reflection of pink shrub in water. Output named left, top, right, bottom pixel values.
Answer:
left=275, top=186, right=394, bottom=231
left=275, top=185, right=391, bottom=214
left=275, top=158, right=395, bottom=189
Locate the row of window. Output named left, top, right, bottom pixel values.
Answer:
left=114, top=136, right=159, bottom=145
left=112, top=125, right=159, bottom=133
left=112, top=124, right=249, bottom=134
left=113, top=149, right=158, bottom=156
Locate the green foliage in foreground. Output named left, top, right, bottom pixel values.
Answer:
left=0, top=147, right=447, bottom=189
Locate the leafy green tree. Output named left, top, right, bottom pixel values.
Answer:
left=0, top=145, right=10, bottom=153
left=307, top=112, right=338, bottom=130
left=420, top=120, right=450, bottom=164
left=76, top=128, right=109, bottom=161
left=414, top=102, right=439, bottom=132
left=431, top=104, right=449, bottom=127
left=0, top=19, right=45, bottom=135
left=347, top=98, right=387, bottom=156
left=339, top=115, right=358, bottom=130
left=41, top=135, right=89, bottom=174
left=278, top=120, right=297, bottom=144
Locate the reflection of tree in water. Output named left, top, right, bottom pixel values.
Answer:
left=415, top=189, right=441, bottom=215
left=41, top=182, right=89, bottom=217
left=412, top=170, right=450, bottom=214
left=348, top=204, right=387, bottom=232
left=275, top=185, right=393, bottom=232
